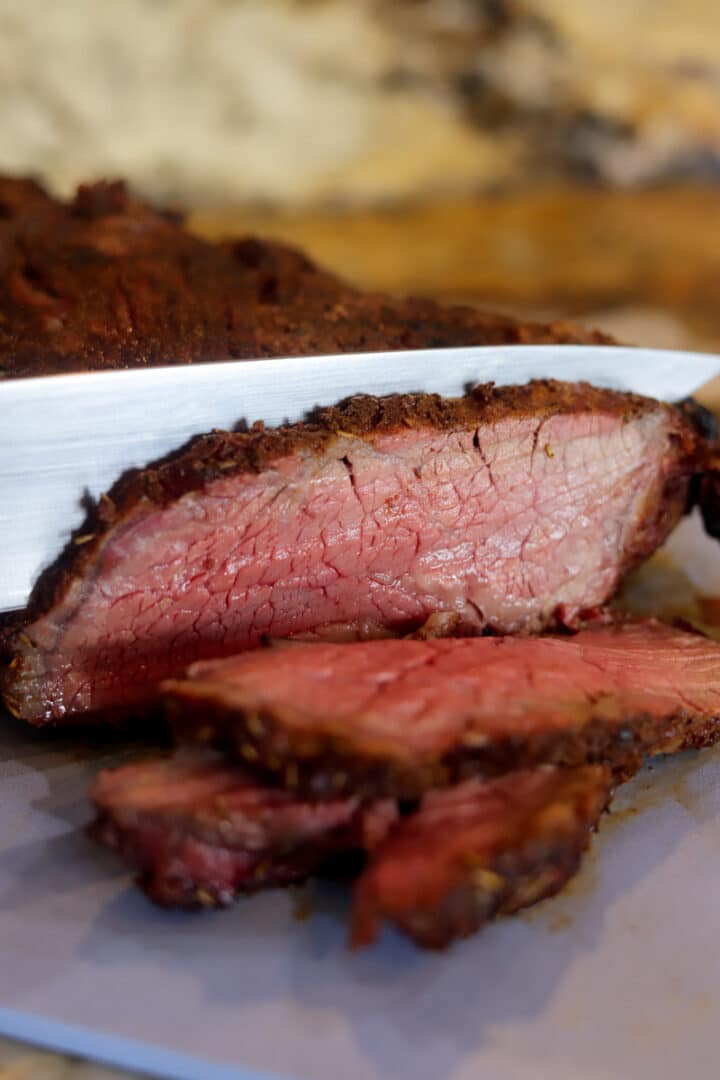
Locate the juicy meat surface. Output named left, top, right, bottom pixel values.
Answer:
left=163, top=620, right=720, bottom=798
left=90, top=753, right=395, bottom=907
left=0, top=177, right=611, bottom=380
left=2, top=383, right=704, bottom=726
left=352, top=765, right=612, bottom=950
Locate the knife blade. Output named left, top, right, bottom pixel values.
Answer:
left=2, top=343, right=719, bottom=613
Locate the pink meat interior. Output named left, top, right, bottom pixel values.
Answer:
left=92, top=756, right=361, bottom=848
left=28, top=409, right=678, bottom=718
left=179, top=622, right=720, bottom=759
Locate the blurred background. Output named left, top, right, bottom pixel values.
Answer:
left=1, top=0, right=720, bottom=349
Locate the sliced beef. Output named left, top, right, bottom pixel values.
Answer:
left=163, top=620, right=720, bottom=798
left=2, top=383, right=705, bottom=726
left=352, top=765, right=612, bottom=950
left=90, top=753, right=396, bottom=908
left=90, top=752, right=610, bottom=948
left=0, top=177, right=611, bottom=380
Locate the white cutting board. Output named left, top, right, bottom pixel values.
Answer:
left=2, top=510, right=720, bottom=1080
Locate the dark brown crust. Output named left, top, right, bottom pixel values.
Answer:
left=0, top=176, right=613, bottom=381
left=166, top=690, right=720, bottom=800
left=351, top=766, right=613, bottom=950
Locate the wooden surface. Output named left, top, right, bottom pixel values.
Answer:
left=0, top=1045, right=141, bottom=1080
left=194, top=186, right=720, bottom=350
left=4, top=186, right=720, bottom=1078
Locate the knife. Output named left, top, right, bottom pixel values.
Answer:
left=2, top=343, right=720, bottom=613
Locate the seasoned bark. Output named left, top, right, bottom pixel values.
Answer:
left=0, top=177, right=611, bottom=380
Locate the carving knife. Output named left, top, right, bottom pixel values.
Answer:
left=2, top=343, right=719, bottom=612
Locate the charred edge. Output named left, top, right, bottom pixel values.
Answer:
left=677, top=397, right=719, bottom=445
left=699, top=470, right=720, bottom=540
left=383, top=845, right=585, bottom=950
left=167, top=697, right=720, bottom=800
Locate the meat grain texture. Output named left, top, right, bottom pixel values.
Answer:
left=163, top=620, right=720, bottom=797
left=3, top=383, right=706, bottom=726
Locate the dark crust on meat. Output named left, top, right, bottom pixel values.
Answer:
left=165, top=692, right=720, bottom=800
left=351, top=766, right=613, bottom=950
left=387, top=839, right=588, bottom=949
left=0, top=176, right=613, bottom=381
left=1, top=379, right=704, bottom=725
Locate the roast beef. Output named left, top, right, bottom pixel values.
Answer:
left=3, top=383, right=705, bottom=726
left=90, top=753, right=397, bottom=908
left=352, top=765, right=612, bottom=950
left=0, top=177, right=611, bottom=380
left=90, top=752, right=609, bottom=949
left=163, top=620, right=720, bottom=798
